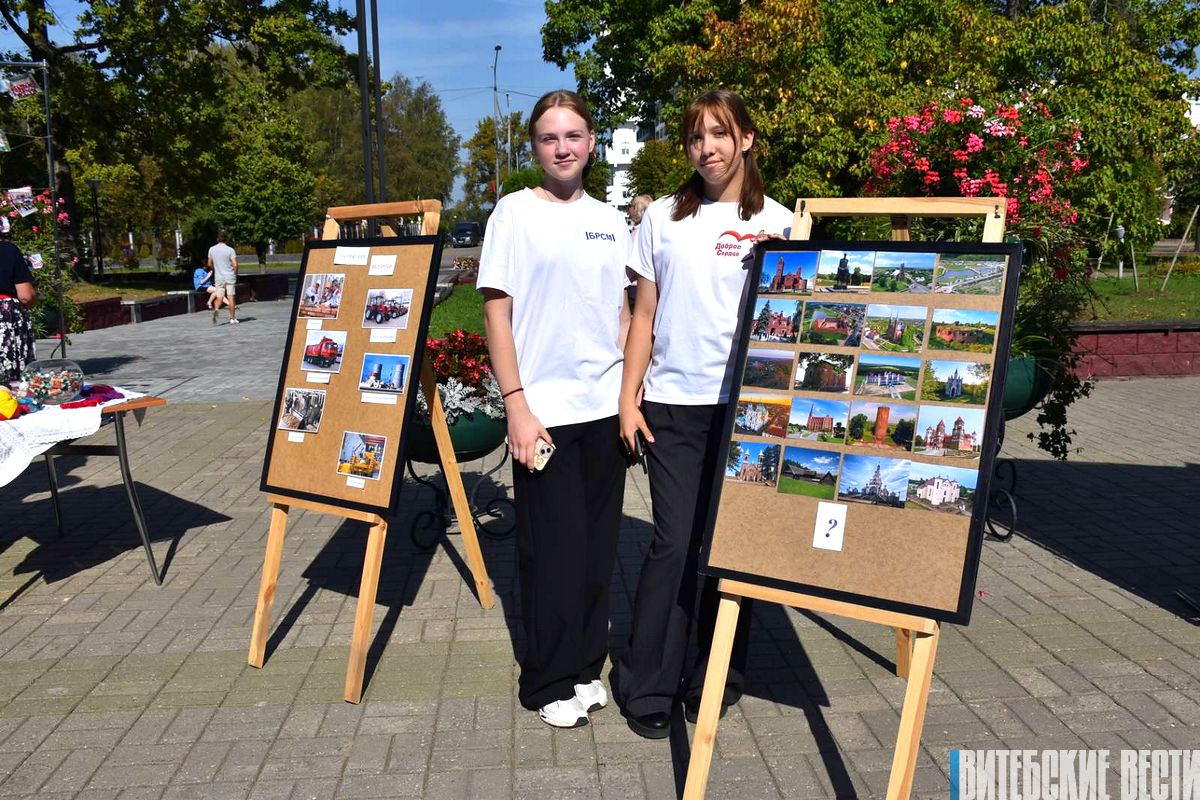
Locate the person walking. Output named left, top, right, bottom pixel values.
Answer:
left=477, top=90, right=631, bottom=729
left=207, top=230, right=239, bottom=325
left=614, top=89, right=792, bottom=739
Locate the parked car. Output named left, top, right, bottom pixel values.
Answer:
left=450, top=221, right=483, bottom=247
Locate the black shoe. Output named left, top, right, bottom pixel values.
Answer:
left=683, top=696, right=729, bottom=724
left=622, top=709, right=671, bottom=739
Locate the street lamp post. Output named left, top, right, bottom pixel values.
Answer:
left=85, top=178, right=101, bottom=278
left=506, top=91, right=512, bottom=175
left=492, top=44, right=501, bottom=205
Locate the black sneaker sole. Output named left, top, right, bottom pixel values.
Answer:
left=622, top=711, right=671, bottom=740
left=585, top=702, right=604, bottom=713
left=684, top=703, right=729, bottom=724
left=539, top=714, right=588, bottom=729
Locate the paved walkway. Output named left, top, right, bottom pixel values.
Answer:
left=4, top=303, right=1199, bottom=798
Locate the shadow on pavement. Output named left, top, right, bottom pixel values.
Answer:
left=75, top=354, right=142, bottom=376
left=1006, top=457, right=1200, bottom=617
left=3, top=454, right=230, bottom=590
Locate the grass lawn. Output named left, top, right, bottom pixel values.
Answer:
left=778, top=476, right=836, bottom=498
left=68, top=278, right=181, bottom=303
left=428, top=283, right=484, bottom=337
left=1086, top=271, right=1200, bottom=321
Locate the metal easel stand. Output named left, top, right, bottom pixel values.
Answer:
left=985, top=419, right=1018, bottom=542
left=407, top=443, right=516, bottom=550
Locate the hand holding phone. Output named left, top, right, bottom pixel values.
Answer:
left=532, top=438, right=556, bottom=471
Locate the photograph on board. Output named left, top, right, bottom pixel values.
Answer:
left=934, top=254, right=1005, bottom=295
left=362, top=288, right=414, bottom=329
left=750, top=298, right=802, bottom=343
left=863, top=304, right=927, bottom=353
left=870, top=252, right=937, bottom=294
left=816, top=250, right=874, bottom=293
left=336, top=431, right=388, bottom=481
left=846, top=401, right=918, bottom=451
left=854, top=354, right=921, bottom=401
left=906, top=461, right=979, bottom=516
left=277, top=388, right=326, bottom=433
left=298, top=273, right=344, bottom=319
left=838, top=454, right=910, bottom=508
left=735, top=394, right=791, bottom=438
left=725, top=441, right=779, bottom=487
left=301, top=330, right=346, bottom=373
left=778, top=446, right=840, bottom=499
left=758, top=250, right=816, bottom=295
left=787, top=397, right=849, bottom=443
left=358, top=353, right=411, bottom=394
left=912, top=405, right=986, bottom=459
left=929, top=308, right=999, bottom=354
left=799, top=301, right=865, bottom=347
left=794, top=351, right=854, bottom=394
left=742, top=348, right=794, bottom=391
left=920, top=359, right=991, bottom=405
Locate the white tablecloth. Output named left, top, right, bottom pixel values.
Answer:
left=0, top=387, right=145, bottom=487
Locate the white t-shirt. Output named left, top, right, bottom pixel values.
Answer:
left=629, top=195, right=793, bottom=404
left=477, top=188, right=630, bottom=428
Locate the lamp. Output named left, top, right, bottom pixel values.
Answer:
left=85, top=178, right=102, bottom=278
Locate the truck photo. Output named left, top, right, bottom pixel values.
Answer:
left=303, top=336, right=342, bottom=368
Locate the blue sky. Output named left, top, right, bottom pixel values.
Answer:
left=874, top=252, right=936, bottom=271
left=840, top=454, right=909, bottom=495
left=867, top=303, right=927, bottom=322
left=932, top=308, right=1000, bottom=327
left=782, top=446, right=840, bottom=474
left=818, top=249, right=875, bottom=274
left=789, top=397, right=849, bottom=425
left=926, top=359, right=988, bottom=384
left=0, top=1, right=572, bottom=179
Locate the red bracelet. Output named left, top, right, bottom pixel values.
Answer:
left=502, top=387, right=524, bottom=399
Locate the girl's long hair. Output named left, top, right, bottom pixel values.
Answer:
left=671, top=90, right=765, bottom=222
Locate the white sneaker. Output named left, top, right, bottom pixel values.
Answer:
left=229, top=318, right=240, bottom=325
left=538, top=696, right=589, bottom=728
left=574, top=680, right=608, bottom=713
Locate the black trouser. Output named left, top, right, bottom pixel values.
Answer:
left=512, top=414, right=625, bottom=710
left=614, top=401, right=753, bottom=717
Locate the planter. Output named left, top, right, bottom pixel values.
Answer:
left=1002, top=355, right=1054, bottom=420
left=405, top=411, right=507, bottom=464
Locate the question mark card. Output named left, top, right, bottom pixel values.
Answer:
left=813, top=502, right=847, bottom=552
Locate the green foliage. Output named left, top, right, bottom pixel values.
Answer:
left=628, top=139, right=691, bottom=199
left=428, top=284, right=485, bottom=338
left=0, top=190, right=83, bottom=335
left=460, top=113, right=530, bottom=218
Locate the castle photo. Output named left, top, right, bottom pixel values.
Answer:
left=742, top=348, right=795, bottom=390
left=794, top=351, right=853, bottom=393
left=800, top=301, right=865, bottom=347
left=863, top=303, right=927, bottom=353
left=750, top=298, right=802, bottom=343
left=816, top=250, right=874, bottom=293
left=920, top=359, right=991, bottom=405
left=735, top=394, right=790, bottom=437
left=787, top=397, right=849, bottom=443
left=929, top=308, right=999, bottom=354
left=905, top=461, right=979, bottom=516
left=725, top=441, right=779, bottom=487
left=758, top=250, right=816, bottom=295
left=846, top=401, right=918, bottom=451
left=934, top=254, right=1005, bottom=295
left=870, top=251, right=936, bottom=294
left=854, top=354, right=920, bottom=401
left=838, top=454, right=910, bottom=508
left=778, top=446, right=840, bottom=499
left=913, top=405, right=987, bottom=459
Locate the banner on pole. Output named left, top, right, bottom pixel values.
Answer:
left=6, top=186, right=36, bottom=217
left=7, top=73, right=40, bottom=100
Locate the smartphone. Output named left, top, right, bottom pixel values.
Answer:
left=532, top=438, right=556, bottom=471
left=633, top=431, right=649, bottom=474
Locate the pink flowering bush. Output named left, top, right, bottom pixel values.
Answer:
left=868, top=96, right=1095, bottom=459
left=0, top=189, right=83, bottom=335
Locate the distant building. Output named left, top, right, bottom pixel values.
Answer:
left=916, top=475, right=961, bottom=505
left=944, top=368, right=964, bottom=398
left=600, top=121, right=645, bottom=209
left=800, top=360, right=845, bottom=392
left=767, top=256, right=808, bottom=292
left=924, top=415, right=978, bottom=452
left=805, top=404, right=836, bottom=433
left=935, top=324, right=986, bottom=345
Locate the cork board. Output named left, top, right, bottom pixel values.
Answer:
left=700, top=240, right=1023, bottom=624
left=260, top=236, right=442, bottom=515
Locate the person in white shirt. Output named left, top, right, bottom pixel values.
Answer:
left=477, top=90, right=631, bottom=730
left=614, top=90, right=792, bottom=739
left=207, top=230, right=239, bottom=325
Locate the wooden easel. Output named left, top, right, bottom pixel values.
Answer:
left=684, top=196, right=1006, bottom=799
left=249, top=199, right=496, bottom=705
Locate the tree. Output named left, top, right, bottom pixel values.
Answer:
left=212, top=114, right=315, bottom=265
left=848, top=413, right=867, bottom=441
left=754, top=299, right=773, bottom=337
left=759, top=444, right=779, bottom=482
left=726, top=441, right=742, bottom=473
left=461, top=112, right=529, bottom=218
left=892, top=418, right=915, bottom=448
left=628, top=139, right=690, bottom=198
